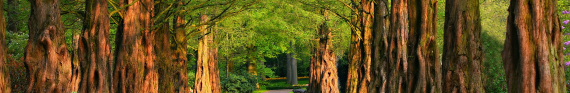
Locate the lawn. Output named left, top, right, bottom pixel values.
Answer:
left=254, top=78, right=309, bottom=93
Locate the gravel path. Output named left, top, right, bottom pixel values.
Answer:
left=263, top=89, right=293, bottom=93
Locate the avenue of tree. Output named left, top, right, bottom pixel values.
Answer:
left=0, top=0, right=565, bottom=93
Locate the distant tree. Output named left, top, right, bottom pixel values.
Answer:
left=442, top=0, right=484, bottom=92
left=24, top=0, right=72, bottom=92
left=77, top=0, right=112, bottom=92
left=112, top=0, right=158, bottom=92
left=502, top=0, right=566, bottom=92
left=287, top=41, right=298, bottom=85
left=7, top=0, right=19, bottom=33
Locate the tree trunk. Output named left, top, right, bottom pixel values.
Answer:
left=406, top=0, right=441, bottom=92
left=208, top=21, right=221, bottom=93
left=502, top=0, right=565, bottom=92
left=7, top=0, right=19, bottom=33
left=77, top=0, right=112, bottom=92
left=112, top=0, right=157, bottom=92
left=167, top=0, right=189, bottom=92
left=317, top=9, right=340, bottom=93
left=194, top=15, right=222, bottom=93
left=442, top=0, right=484, bottom=93
left=287, top=41, right=298, bottom=85
left=346, top=0, right=373, bottom=93
left=24, top=0, right=72, bottom=92
left=0, top=0, right=10, bottom=91
left=369, top=0, right=392, bottom=92
left=288, top=41, right=298, bottom=85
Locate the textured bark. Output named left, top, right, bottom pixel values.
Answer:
left=406, top=0, right=441, bottom=92
left=442, top=0, right=484, bottom=93
left=502, top=0, right=565, bottom=92
left=208, top=22, right=221, bottom=93
left=112, top=0, right=158, bottom=92
left=318, top=10, right=340, bottom=93
left=368, top=0, right=389, bottom=92
left=158, top=0, right=189, bottom=92
left=194, top=15, right=214, bottom=93
left=70, top=30, right=81, bottom=92
left=0, top=0, right=11, bottom=92
left=372, top=0, right=407, bottom=92
left=24, top=0, right=72, bottom=92
left=77, top=0, right=112, bottom=92
left=7, top=0, right=19, bottom=33
left=346, top=0, right=374, bottom=93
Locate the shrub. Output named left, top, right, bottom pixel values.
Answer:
left=221, top=72, right=258, bottom=93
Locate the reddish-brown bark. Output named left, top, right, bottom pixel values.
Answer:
left=194, top=15, right=215, bottom=93
left=0, top=0, right=10, bottom=92
left=406, top=0, right=441, bottom=92
left=112, top=0, right=157, bottom=92
left=77, top=0, right=112, bottom=92
left=502, top=0, right=565, bottom=92
left=346, top=0, right=374, bottom=92
left=308, top=9, right=340, bottom=93
left=442, top=0, right=484, bottom=93
left=24, top=0, right=72, bottom=92
left=156, top=0, right=189, bottom=92
left=208, top=22, right=221, bottom=93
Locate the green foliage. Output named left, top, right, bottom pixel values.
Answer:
left=187, top=71, right=195, bottom=89
left=6, top=32, right=28, bottom=61
left=221, top=72, right=259, bottom=93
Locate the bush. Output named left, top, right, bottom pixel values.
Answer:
left=221, top=72, right=258, bottom=93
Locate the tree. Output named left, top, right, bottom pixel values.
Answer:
left=502, top=0, right=566, bottom=92
left=155, top=0, right=189, bottom=92
left=194, top=15, right=220, bottom=93
left=0, top=0, right=10, bottom=91
left=346, top=0, right=374, bottom=92
left=442, top=0, right=484, bottom=92
left=77, top=0, right=112, bottom=92
left=308, top=9, right=340, bottom=93
left=286, top=41, right=298, bottom=85
left=7, top=0, right=19, bottom=33
left=112, top=0, right=158, bottom=92
left=24, top=0, right=72, bottom=92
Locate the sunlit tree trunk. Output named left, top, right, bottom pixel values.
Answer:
left=406, top=0, right=441, bottom=92
left=77, top=0, right=112, bottom=92
left=24, top=0, right=72, bottom=92
left=442, top=0, right=484, bottom=92
left=311, top=9, right=340, bottom=93
left=194, top=15, right=222, bottom=93
left=502, top=0, right=565, bottom=92
left=112, top=0, right=158, bottom=92
left=0, top=0, right=11, bottom=92
left=208, top=22, right=221, bottom=93
left=346, top=0, right=374, bottom=92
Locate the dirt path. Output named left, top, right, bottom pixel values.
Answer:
left=263, top=89, right=293, bottom=93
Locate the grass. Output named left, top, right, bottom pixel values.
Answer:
left=253, top=78, right=310, bottom=93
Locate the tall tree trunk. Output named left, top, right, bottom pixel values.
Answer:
left=166, top=0, right=189, bottom=92
left=24, top=0, right=72, bottom=92
left=502, top=0, right=565, bottom=92
left=112, top=0, right=157, bottom=92
left=0, top=0, right=11, bottom=91
left=7, top=0, right=19, bottom=33
left=77, top=0, right=112, bottom=92
left=286, top=41, right=298, bottom=85
left=442, top=0, right=484, bottom=93
left=406, top=0, right=441, bottom=92
left=312, top=9, right=340, bottom=93
left=346, top=0, right=373, bottom=93
left=287, top=41, right=298, bottom=85
left=208, top=22, right=221, bottom=93
left=194, top=15, right=221, bottom=93
left=369, top=0, right=391, bottom=92
left=70, top=30, right=81, bottom=92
